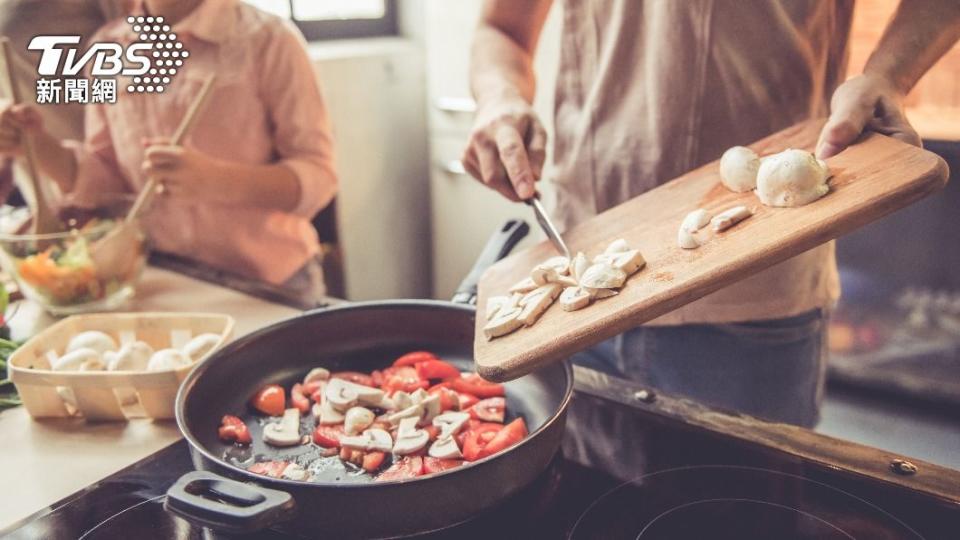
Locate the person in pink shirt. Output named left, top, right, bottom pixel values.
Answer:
left=0, top=0, right=337, bottom=298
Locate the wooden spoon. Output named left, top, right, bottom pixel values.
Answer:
left=0, top=37, right=64, bottom=235
left=89, top=74, right=217, bottom=279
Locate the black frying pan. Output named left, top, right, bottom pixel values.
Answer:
left=165, top=221, right=574, bottom=538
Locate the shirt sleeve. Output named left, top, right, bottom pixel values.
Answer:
left=257, top=20, right=338, bottom=218
left=62, top=83, right=130, bottom=207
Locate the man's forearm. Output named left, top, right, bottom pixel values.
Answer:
left=470, top=0, right=552, bottom=108
left=865, top=0, right=960, bottom=94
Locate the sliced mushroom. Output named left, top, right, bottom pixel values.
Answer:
left=485, top=295, right=513, bottom=321
left=589, top=287, right=619, bottom=300
left=263, top=408, right=302, bottom=447
left=605, top=238, right=630, bottom=254
left=314, top=400, right=345, bottom=425
left=580, top=263, right=627, bottom=289
left=678, top=226, right=702, bottom=249
left=483, top=305, right=523, bottom=339
left=418, top=394, right=442, bottom=425
left=556, top=275, right=578, bottom=287
left=387, top=403, right=424, bottom=425
left=393, top=417, right=429, bottom=455
left=409, top=388, right=430, bottom=404
left=560, top=286, right=592, bottom=311
left=518, top=283, right=562, bottom=326
left=66, top=331, right=117, bottom=356
left=325, top=378, right=385, bottom=412
left=594, top=250, right=645, bottom=275
left=428, top=436, right=463, bottom=459
left=433, top=411, right=471, bottom=438
left=530, top=265, right=559, bottom=286
left=52, top=348, right=102, bottom=371
left=508, top=277, right=538, bottom=294
left=303, top=367, right=330, bottom=384
left=571, top=252, right=589, bottom=282
left=340, top=428, right=393, bottom=452
left=344, top=406, right=375, bottom=435
left=680, top=209, right=711, bottom=233
left=540, top=256, right=571, bottom=275
left=711, top=205, right=753, bottom=232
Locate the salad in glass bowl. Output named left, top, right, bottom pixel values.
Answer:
left=0, top=199, right=147, bottom=315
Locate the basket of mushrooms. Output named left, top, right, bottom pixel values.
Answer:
left=8, top=312, right=234, bottom=421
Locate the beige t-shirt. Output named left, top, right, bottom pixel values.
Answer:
left=550, top=0, right=853, bottom=325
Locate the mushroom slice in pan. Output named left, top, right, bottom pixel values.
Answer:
left=340, top=428, right=393, bottom=453
left=387, top=403, right=424, bottom=426
left=580, top=263, right=627, bottom=289
left=711, top=205, right=753, bottom=232
left=263, top=408, right=302, bottom=447
left=428, top=436, right=463, bottom=459
left=314, top=400, right=345, bottom=425
left=344, top=406, right=375, bottom=435
left=432, top=411, right=471, bottom=438
left=303, top=367, right=330, bottom=384
left=483, top=305, right=524, bottom=339
left=325, top=378, right=385, bottom=412
left=418, top=393, right=442, bottom=425
left=393, top=417, right=429, bottom=455
left=560, top=286, right=592, bottom=312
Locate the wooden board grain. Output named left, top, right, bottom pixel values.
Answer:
left=474, top=121, right=950, bottom=381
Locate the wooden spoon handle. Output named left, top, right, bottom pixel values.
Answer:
left=0, top=37, right=61, bottom=234
left=126, top=73, right=217, bottom=223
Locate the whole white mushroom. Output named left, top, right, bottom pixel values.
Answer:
left=147, top=348, right=192, bottom=371
left=52, top=347, right=102, bottom=371
left=106, top=341, right=154, bottom=372
left=755, top=149, right=830, bottom=207
left=66, top=331, right=117, bottom=356
left=719, top=146, right=761, bottom=193
left=182, top=333, right=222, bottom=361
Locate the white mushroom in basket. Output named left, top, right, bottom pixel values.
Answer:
left=182, top=333, right=222, bottom=362
left=341, top=428, right=393, bottom=453
left=262, top=408, right=302, bottom=447
left=719, top=146, right=761, bottom=193
left=755, top=148, right=830, bottom=207
left=392, top=416, right=430, bottom=455
left=147, top=348, right=192, bottom=371
left=105, top=341, right=154, bottom=372
left=66, top=331, right=117, bottom=356
left=344, top=406, right=375, bottom=435
left=52, top=347, right=102, bottom=371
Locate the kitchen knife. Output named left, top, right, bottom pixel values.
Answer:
left=525, top=197, right=571, bottom=259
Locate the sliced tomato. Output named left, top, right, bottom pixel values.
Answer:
left=370, top=369, right=384, bottom=387
left=428, top=383, right=459, bottom=411
left=312, top=424, right=345, bottom=447
left=248, top=461, right=289, bottom=478
left=218, top=415, right=252, bottom=445
left=424, top=424, right=441, bottom=441
left=376, top=456, right=424, bottom=481
left=476, top=418, right=528, bottom=460
left=362, top=451, right=387, bottom=473
left=331, top=371, right=375, bottom=387
left=451, top=374, right=504, bottom=398
left=469, top=397, right=505, bottom=423
left=250, top=384, right=285, bottom=416
left=458, top=392, right=480, bottom=410
left=302, top=380, right=324, bottom=396
left=309, top=381, right=327, bottom=403
left=461, top=423, right=503, bottom=462
left=415, top=359, right=461, bottom=381
left=392, top=351, right=438, bottom=367
left=380, top=365, right=429, bottom=394
left=423, top=457, right=465, bottom=474
left=290, top=383, right=310, bottom=413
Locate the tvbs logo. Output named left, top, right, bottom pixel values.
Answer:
left=28, top=15, right=188, bottom=104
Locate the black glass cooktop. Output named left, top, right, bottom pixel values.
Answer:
left=4, top=368, right=959, bottom=539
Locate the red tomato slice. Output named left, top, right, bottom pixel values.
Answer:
left=290, top=383, right=310, bottom=413
left=423, top=457, right=465, bottom=474
left=250, top=384, right=285, bottom=416
left=331, top=371, right=375, bottom=387
left=218, top=415, right=252, bottom=445
left=302, top=380, right=324, bottom=396
left=414, top=359, right=461, bottom=380
left=376, top=456, right=424, bottom=481
left=450, top=374, right=505, bottom=398
left=380, top=366, right=429, bottom=394
left=248, top=461, right=289, bottom=478
left=424, top=425, right=441, bottom=441
left=469, top=397, right=505, bottom=423
left=362, top=451, right=387, bottom=473
left=392, top=351, right=438, bottom=367
left=462, top=423, right=503, bottom=462
left=309, top=380, right=327, bottom=404
left=458, top=392, right=480, bottom=410
left=477, top=418, right=528, bottom=460
left=370, top=369, right=384, bottom=387
left=428, top=384, right=460, bottom=411
left=312, top=424, right=345, bottom=447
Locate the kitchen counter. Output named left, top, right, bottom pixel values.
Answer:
left=0, top=266, right=303, bottom=530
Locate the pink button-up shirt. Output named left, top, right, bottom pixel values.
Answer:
left=68, top=0, right=337, bottom=284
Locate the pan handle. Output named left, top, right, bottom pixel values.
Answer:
left=452, top=219, right=529, bottom=305
left=164, top=470, right=296, bottom=533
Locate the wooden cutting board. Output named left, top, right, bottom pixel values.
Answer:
left=474, top=120, right=949, bottom=381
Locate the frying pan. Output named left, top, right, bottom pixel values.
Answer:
left=165, top=220, right=574, bottom=538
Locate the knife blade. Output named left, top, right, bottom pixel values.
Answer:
left=525, top=197, right=571, bottom=259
